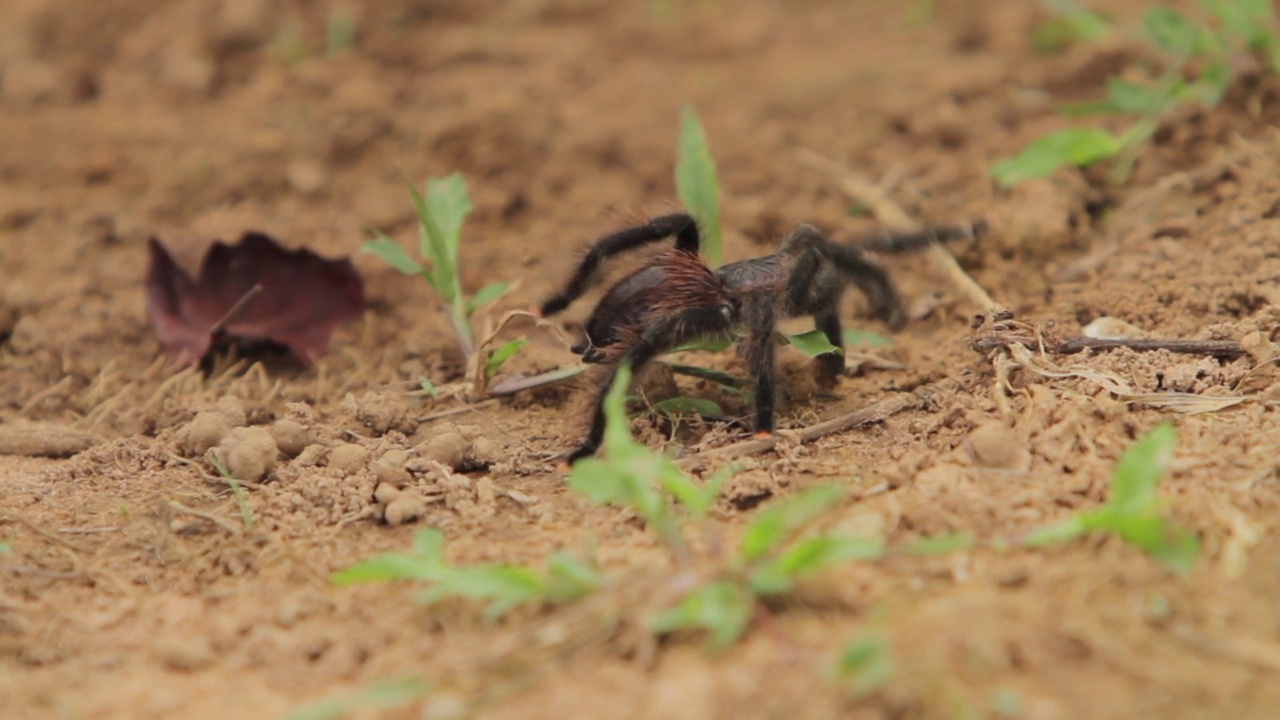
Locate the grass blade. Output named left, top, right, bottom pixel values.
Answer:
left=676, top=105, right=722, bottom=266
left=362, top=234, right=425, bottom=276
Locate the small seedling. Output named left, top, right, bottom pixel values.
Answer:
left=364, top=173, right=528, bottom=395
left=206, top=452, right=254, bottom=531
left=325, top=8, right=358, bottom=54
left=0, top=541, right=10, bottom=553
left=994, top=2, right=1280, bottom=186
left=836, top=633, right=894, bottom=698
left=332, top=528, right=603, bottom=620
left=1024, top=423, right=1199, bottom=574
left=283, top=677, right=428, bottom=720
left=676, top=106, right=722, bottom=267
left=571, top=364, right=884, bottom=649
left=1033, top=0, right=1112, bottom=53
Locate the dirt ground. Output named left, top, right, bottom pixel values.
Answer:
left=3, top=1, right=1280, bottom=718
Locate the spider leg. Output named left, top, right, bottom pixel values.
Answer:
left=540, top=213, right=700, bottom=317
left=782, top=234, right=848, bottom=380
left=567, top=305, right=731, bottom=464
left=740, top=290, right=779, bottom=435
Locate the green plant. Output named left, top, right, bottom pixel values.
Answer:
left=676, top=106, right=723, bottom=266
left=332, top=528, right=603, bottom=620
left=994, top=1, right=1280, bottom=186
left=0, top=541, right=10, bottom=553
left=1032, top=0, right=1112, bottom=53
left=325, top=8, right=358, bottom=54
left=284, top=677, right=428, bottom=720
left=836, top=633, right=894, bottom=698
left=1024, top=423, right=1199, bottom=574
left=363, top=173, right=527, bottom=395
left=570, top=364, right=883, bottom=650
left=206, top=452, right=254, bottom=530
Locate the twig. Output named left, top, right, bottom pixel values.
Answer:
left=166, top=501, right=242, bottom=536
left=677, top=380, right=948, bottom=469
left=971, top=333, right=1246, bottom=360
left=795, top=147, right=997, bottom=310
left=418, top=399, right=499, bottom=423
left=209, top=284, right=264, bottom=336
left=57, top=526, right=121, bottom=535
left=1167, top=625, right=1280, bottom=672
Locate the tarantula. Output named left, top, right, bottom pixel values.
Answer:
left=539, top=212, right=985, bottom=464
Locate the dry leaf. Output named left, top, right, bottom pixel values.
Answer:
left=145, top=232, right=365, bottom=367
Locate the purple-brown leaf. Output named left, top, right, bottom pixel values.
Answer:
left=145, top=232, right=365, bottom=367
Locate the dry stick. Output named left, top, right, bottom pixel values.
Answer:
left=1167, top=625, right=1280, bottom=672
left=418, top=399, right=500, bottom=423
left=795, top=148, right=997, bottom=310
left=166, top=500, right=243, bottom=536
left=677, top=380, right=949, bottom=470
left=209, top=283, right=264, bottom=336
left=19, top=376, right=75, bottom=415
left=970, top=333, right=1246, bottom=360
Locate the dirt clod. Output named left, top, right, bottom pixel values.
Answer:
left=370, top=449, right=412, bottom=488
left=327, top=443, right=370, bottom=473
left=0, top=422, right=100, bottom=457
left=155, top=636, right=216, bottom=672
left=179, top=411, right=234, bottom=457
left=344, top=391, right=413, bottom=435
left=271, top=419, right=313, bottom=458
left=966, top=421, right=1030, bottom=470
left=384, top=490, right=428, bottom=526
left=211, top=426, right=278, bottom=482
left=418, top=430, right=471, bottom=470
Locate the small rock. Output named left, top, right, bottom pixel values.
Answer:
left=468, top=436, right=501, bottom=469
left=370, top=449, right=411, bottom=487
left=344, top=391, right=412, bottom=435
left=384, top=491, right=427, bottom=526
left=286, top=158, right=327, bottom=195
left=271, top=419, right=312, bottom=458
left=214, top=396, right=247, bottom=427
left=1082, top=316, right=1148, bottom=340
left=156, top=636, right=215, bottom=671
left=179, top=411, right=233, bottom=457
left=293, top=443, right=327, bottom=467
left=327, top=443, right=370, bottom=473
left=967, top=421, right=1030, bottom=470
left=373, top=481, right=401, bottom=505
left=212, top=427, right=278, bottom=482
left=7, top=316, right=48, bottom=354
left=418, top=431, right=470, bottom=470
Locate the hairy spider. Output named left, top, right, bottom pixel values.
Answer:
left=539, top=212, right=985, bottom=464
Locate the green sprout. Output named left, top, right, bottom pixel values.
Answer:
left=995, top=1, right=1280, bottom=186
left=1033, top=0, right=1112, bottom=53
left=676, top=105, right=723, bottom=267
left=283, top=677, right=428, bottom=720
left=836, top=633, right=895, bottom=698
left=332, top=528, right=603, bottom=621
left=364, top=173, right=530, bottom=393
left=571, top=364, right=883, bottom=650
left=1024, top=423, right=1199, bottom=574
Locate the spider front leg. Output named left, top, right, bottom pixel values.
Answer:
left=783, top=234, right=850, bottom=382
left=566, top=306, right=733, bottom=464
left=740, top=290, right=780, bottom=437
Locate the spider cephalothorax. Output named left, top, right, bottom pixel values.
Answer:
left=540, top=212, right=985, bottom=463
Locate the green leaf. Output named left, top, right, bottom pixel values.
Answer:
left=408, top=173, right=471, bottom=305
left=1143, top=7, right=1210, bottom=54
left=652, top=397, right=724, bottom=419
left=1023, top=515, right=1087, bottom=548
left=676, top=106, right=722, bottom=267
left=283, top=677, right=429, bottom=720
left=484, top=339, right=528, bottom=381
left=660, top=462, right=733, bottom=518
left=1033, top=2, right=1111, bottom=53
left=362, top=234, right=425, bottom=276
left=544, top=551, right=605, bottom=602
left=837, top=634, right=894, bottom=698
left=422, top=565, right=546, bottom=620
left=650, top=580, right=753, bottom=651
left=412, top=528, right=446, bottom=558
left=330, top=553, right=441, bottom=584
left=991, top=128, right=1121, bottom=187
left=843, top=328, right=894, bottom=348
left=466, top=281, right=509, bottom=316
left=739, top=486, right=845, bottom=561
left=0, top=542, right=9, bottom=553
left=786, top=330, right=842, bottom=357
left=907, top=532, right=975, bottom=556
left=751, top=535, right=884, bottom=594
left=1107, top=423, right=1176, bottom=515
left=418, top=376, right=438, bottom=398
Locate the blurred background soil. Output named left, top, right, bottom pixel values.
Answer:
left=2, top=1, right=1280, bottom=718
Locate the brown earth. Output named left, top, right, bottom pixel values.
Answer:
left=3, top=1, right=1280, bottom=718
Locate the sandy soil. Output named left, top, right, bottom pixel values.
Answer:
left=3, top=1, right=1280, bottom=718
